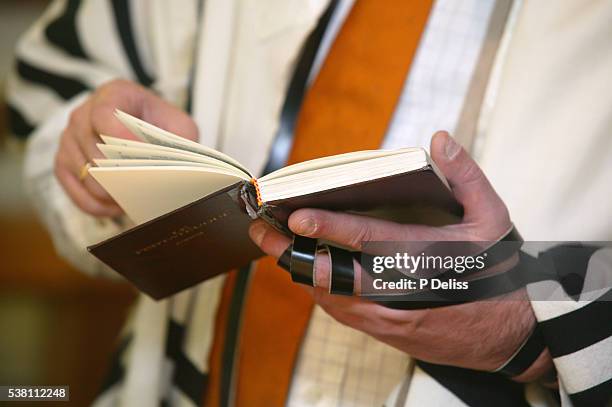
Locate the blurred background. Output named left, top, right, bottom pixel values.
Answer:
left=0, top=2, right=136, bottom=405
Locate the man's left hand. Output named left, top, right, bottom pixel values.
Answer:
left=249, top=131, right=552, bottom=380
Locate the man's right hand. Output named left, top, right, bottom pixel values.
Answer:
left=54, top=79, right=199, bottom=217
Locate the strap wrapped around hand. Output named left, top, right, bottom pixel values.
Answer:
left=495, top=324, right=546, bottom=377
left=288, top=235, right=318, bottom=286
left=326, top=245, right=355, bottom=295
left=277, top=225, right=529, bottom=302
left=278, top=235, right=357, bottom=295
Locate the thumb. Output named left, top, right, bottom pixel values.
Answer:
left=430, top=131, right=510, bottom=231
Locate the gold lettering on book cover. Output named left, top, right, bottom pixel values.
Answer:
left=134, top=212, right=230, bottom=255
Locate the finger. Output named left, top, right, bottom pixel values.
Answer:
left=64, top=114, right=119, bottom=205
left=249, top=220, right=291, bottom=258
left=69, top=101, right=103, bottom=161
left=249, top=220, right=336, bottom=289
left=314, top=290, right=417, bottom=336
left=429, top=131, right=510, bottom=231
left=91, top=103, right=141, bottom=141
left=142, top=92, right=200, bottom=142
left=89, top=80, right=147, bottom=141
left=287, top=209, right=431, bottom=251
left=92, top=80, right=199, bottom=142
left=55, top=159, right=123, bottom=217
left=314, top=288, right=372, bottom=330
left=59, top=123, right=122, bottom=211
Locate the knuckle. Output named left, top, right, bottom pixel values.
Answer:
left=348, top=225, right=373, bottom=248
left=94, top=79, right=135, bottom=105
left=101, top=78, right=130, bottom=92
left=258, top=229, right=275, bottom=252
left=460, top=159, right=484, bottom=185
left=67, top=108, right=82, bottom=128
left=321, top=305, right=350, bottom=325
left=186, top=121, right=200, bottom=141
left=316, top=298, right=364, bottom=329
left=90, top=104, right=113, bottom=129
left=313, top=289, right=333, bottom=308
left=89, top=103, right=105, bottom=119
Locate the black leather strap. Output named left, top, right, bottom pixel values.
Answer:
left=375, top=250, right=553, bottom=310
left=496, top=324, right=546, bottom=377
left=327, top=245, right=355, bottom=295
left=428, top=224, right=523, bottom=283
left=261, top=0, right=339, bottom=174
left=289, top=235, right=318, bottom=285
left=276, top=225, right=546, bottom=304
left=278, top=238, right=357, bottom=295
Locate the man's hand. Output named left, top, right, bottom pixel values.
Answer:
left=55, top=79, right=199, bottom=217
left=249, top=132, right=552, bottom=379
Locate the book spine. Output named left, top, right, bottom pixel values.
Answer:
left=257, top=204, right=291, bottom=236
left=239, top=181, right=259, bottom=219
left=239, top=180, right=291, bottom=235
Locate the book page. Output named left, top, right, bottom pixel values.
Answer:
left=94, top=159, right=226, bottom=169
left=100, top=135, right=222, bottom=161
left=258, top=149, right=430, bottom=202
left=260, top=148, right=420, bottom=182
left=97, top=144, right=248, bottom=179
left=115, top=110, right=251, bottom=176
left=89, top=167, right=246, bottom=224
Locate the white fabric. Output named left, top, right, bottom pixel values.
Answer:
left=553, top=335, right=612, bottom=394
left=476, top=0, right=612, bottom=242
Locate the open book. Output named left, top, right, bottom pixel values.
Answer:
left=88, top=111, right=461, bottom=299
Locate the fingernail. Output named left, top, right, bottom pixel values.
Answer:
left=445, top=135, right=461, bottom=160
left=249, top=222, right=267, bottom=246
left=295, top=218, right=316, bottom=236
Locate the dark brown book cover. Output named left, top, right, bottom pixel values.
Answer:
left=259, top=167, right=462, bottom=232
left=88, top=182, right=262, bottom=299
left=89, top=166, right=460, bottom=300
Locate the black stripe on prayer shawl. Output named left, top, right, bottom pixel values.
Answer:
left=261, top=0, right=339, bottom=175
left=6, top=103, right=35, bottom=139
left=540, top=244, right=600, bottom=298
left=220, top=266, right=252, bottom=407
left=110, top=0, right=154, bottom=87
left=16, top=59, right=90, bottom=100
left=539, top=288, right=612, bottom=358
left=98, top=335, right=132, bottom=394
left=45, top=0, right=88, bottom=59
left=569, top=377, right=612, bottom=407
left=166, top=319, right=207, bottom=405
left=184, top=0, right=206, bottom=115
left=416, top=361, right=530, bottom=407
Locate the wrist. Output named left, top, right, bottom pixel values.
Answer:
left=494, top=305, right=543, bottom=377
left=512, top=348, right=556, bottom=384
